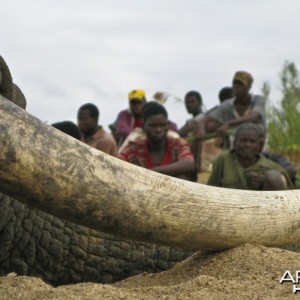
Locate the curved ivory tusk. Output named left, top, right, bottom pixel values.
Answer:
left=0, top=95, right=300, bottom=251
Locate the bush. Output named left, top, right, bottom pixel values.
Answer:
left=267, top=61, right=300, bottom=161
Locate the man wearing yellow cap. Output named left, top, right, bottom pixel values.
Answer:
left=115, top=89, right=147, bottom=146
left=194, top=70, right=266, bottom=146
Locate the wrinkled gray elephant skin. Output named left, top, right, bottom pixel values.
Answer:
left=0, top=193, right=191, bottom=286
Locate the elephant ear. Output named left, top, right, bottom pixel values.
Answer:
left=0, top=55, right=13, bottom=100
left=12, top=83, right=27, bottom=110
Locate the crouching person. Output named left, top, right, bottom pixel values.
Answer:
left=118, top=101, right=196, bottom=181
left=207, top=123, right=293, bottom=190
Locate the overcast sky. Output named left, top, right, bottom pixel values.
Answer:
left=1, top=0, right=300, bottom=131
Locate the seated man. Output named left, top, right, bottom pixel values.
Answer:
left=263, top=151, right=297, bottom=187
left=207, top=123, right=293, bottom=190
left=115, top=89, right=178, bottom=147
left=118, top=101, right=195, bottom=181
left=194, top=71, right=266, bottom=145
left=258, top=127, right=297, bottom=187
left=77, top=103, right=117, bottom=156
left=52, top=121, right=81, bottom=140
left=115, top=89, right=147, bottom=146
left=218, top=86, right=234, bottom=103
left=206, top=86, right=234, bottom=116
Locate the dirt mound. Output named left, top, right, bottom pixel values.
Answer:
left=1, top=244, right=298, bottom=299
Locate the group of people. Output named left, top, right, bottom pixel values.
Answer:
left=52, top=70, right=297, bottom=192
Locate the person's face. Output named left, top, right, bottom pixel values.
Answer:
left=232, top=80, right=250, bottom=98
left=77, top=109, right=97, bottom=134
left=144, top=114, right=168, bottom=144
left=129, top=99, right=145, bottom=116
left=234, top=129, right=261, bottom=160
left=184, top=95, right=201, bottom=115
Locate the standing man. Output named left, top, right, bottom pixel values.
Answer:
left=179, top=90, right=204, bottom=137
left=178, top=91, right=205, bottom=179
left=77, top=103, right=117, bottom=156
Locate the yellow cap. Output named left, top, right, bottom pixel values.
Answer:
left=233, top=71, right=253, bottom=86
left=128, top=89, right=146, bottom=101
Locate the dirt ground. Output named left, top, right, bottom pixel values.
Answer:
left=1, top=244, right=300, bottom=299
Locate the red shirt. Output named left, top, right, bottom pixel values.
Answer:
left=118, top=137, right=194, bottom=169
left=132, top=116, right=143, bottom=130
left=116, top=109, right=178, bottom=142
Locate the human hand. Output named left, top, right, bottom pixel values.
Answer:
left=246, top=172, right=265, bottom=190
left=216, top=123, right=229, bottom=137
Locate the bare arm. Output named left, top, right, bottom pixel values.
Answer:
left=224, top=111, right=260, bottom=128
left=150, top=157, right=195, bottom=176
left=178, top=121, right=194, bottom=137
left=216, top=111, right=261, bottom=136
left=193, top=115, right=218, bottom=139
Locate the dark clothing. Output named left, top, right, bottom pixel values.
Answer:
left=263, top=151, right=297, bottom=186
left=207, top=150, right=293, bottom=190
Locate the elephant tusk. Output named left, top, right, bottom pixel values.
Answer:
left=1, top=95, right=300, bottom=251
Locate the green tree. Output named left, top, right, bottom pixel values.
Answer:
left=267, top=61, right=300, bottom=159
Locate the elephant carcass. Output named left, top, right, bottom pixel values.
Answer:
left=1, top=96, right=300, bottom=251
left=0, top=193, right=189, bottom=285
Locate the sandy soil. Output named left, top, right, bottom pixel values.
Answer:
left=1, top=244, right=300, bottom=299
